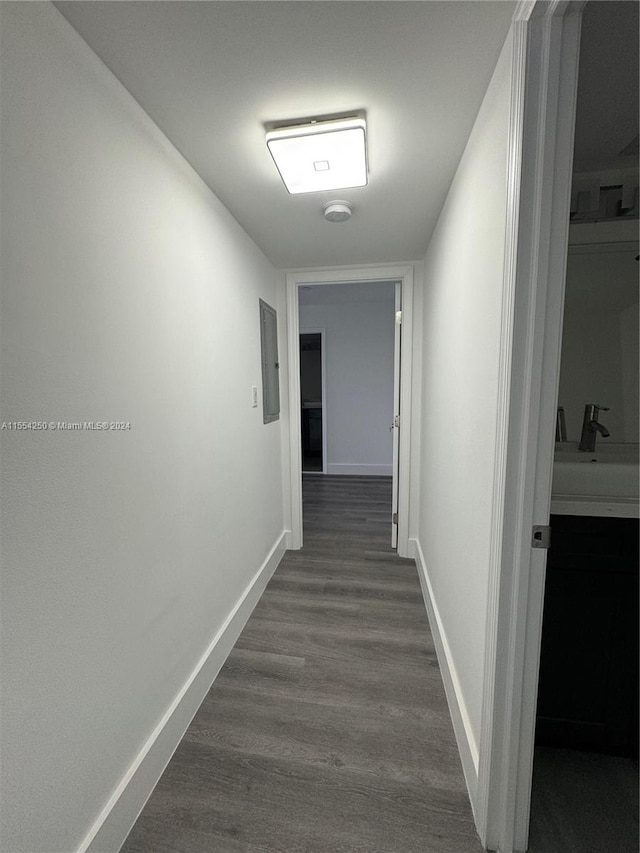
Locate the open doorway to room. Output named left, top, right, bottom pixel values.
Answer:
left=526, top=2, right=639, bottom=851
left=285, top=266, right=414, bottom=557
left=298, top=282, right=396, bottom=477
left=528, top=227, right=639, bottom=853
left=297, top=280, right=397, bottom=540
left=299, top=331, right=325, bottom=473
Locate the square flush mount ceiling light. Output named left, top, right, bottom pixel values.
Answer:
left=266, top=116, right=367, bottom=194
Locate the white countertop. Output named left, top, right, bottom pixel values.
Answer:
left=550, top=494, right=639, bottom=519
left=551, top=442, right=638, bottom=518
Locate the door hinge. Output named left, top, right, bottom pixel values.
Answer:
left=394, top=414, right=400, bottom=428
left=531, top=525, right=551, bottom=549
left=392, top=512, right=398, bottom=525
left=395, top=310, right=402, bottom=325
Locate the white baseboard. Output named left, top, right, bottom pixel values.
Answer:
left=326, top=463, right=393, bottom=477
left=79, top=531, right=288, bottom=853
left=412, top=538, right=480, bottom=814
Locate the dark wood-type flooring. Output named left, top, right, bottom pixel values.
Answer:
left=121, top=475, right=482, bottom=853
left=528, top=745, right=639, bottom=853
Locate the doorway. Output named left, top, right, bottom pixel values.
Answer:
left=284, top=265, right=415, bottom=557
left=298, top=281, right=396, bottom=510
left=525, top=2, right=640, bottom=850
left=528, top=188, right=639, bottom=853
left=528, top=237, right=639, bottom=851
left=494, top=3, right=640, bottom=851
left=300, top=331, right=325, bottom=473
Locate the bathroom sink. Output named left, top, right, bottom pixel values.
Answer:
left=552, top=442, right=639, bottom=500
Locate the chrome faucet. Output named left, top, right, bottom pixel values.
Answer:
left=578, top=404, right=610, bottom=452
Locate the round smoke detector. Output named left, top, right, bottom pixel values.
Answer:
left=323, top=200, right=353, bottom=223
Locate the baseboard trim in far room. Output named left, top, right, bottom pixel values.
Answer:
left=326, top=463, right=393, bottom=477
left=412, top=537, right=480, bottom=817
left=78, top=531, right=289, bottom=853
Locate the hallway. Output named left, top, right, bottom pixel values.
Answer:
left=121, top=476, right=482, bottom=853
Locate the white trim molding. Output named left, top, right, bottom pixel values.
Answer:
left=79, top=532, right=288, bottom=853
left=476, top=4, right=583, bottom=853
left=413, top=539, right=480, bottom=808
left=284, top=263, right=415, bottom=558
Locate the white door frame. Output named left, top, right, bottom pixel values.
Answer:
left=477, top=3, right=584, bottom=851
left=285, top=264, right=414, bottom=557
left=391, top=282, right=402, bottom=550
left=299, top=327, right=328, bottom=475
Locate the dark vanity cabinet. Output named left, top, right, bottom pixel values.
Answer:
left=536, top=515, right=639, bottom=758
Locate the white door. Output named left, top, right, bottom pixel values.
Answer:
left=391, top=282, right=402, bottom=549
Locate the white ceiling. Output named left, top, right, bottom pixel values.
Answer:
left=54, top=1, right=638, bottom=270
left=55, top=1, right=516, bottom=269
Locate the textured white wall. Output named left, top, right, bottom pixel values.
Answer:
left=299, top=282, right=395, bottom=475
left=418, top=32, right=513, bottom=753
left=0, top=5, right=283, bottom=851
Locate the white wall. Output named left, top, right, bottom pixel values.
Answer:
left=299, top=282, right=395, bottom=476
left=620, top=301, right=640, bottom=442
left=415, top=30, right=513, bottom=791
left=558, top=235, right=639, bottom=443
left=0, top=5, right=285, bottom=852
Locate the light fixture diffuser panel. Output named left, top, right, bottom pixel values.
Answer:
left=266, top=118, right=367, bottom=194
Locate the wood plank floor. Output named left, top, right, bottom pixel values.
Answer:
left=121, top=475, right=482, bottom=853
